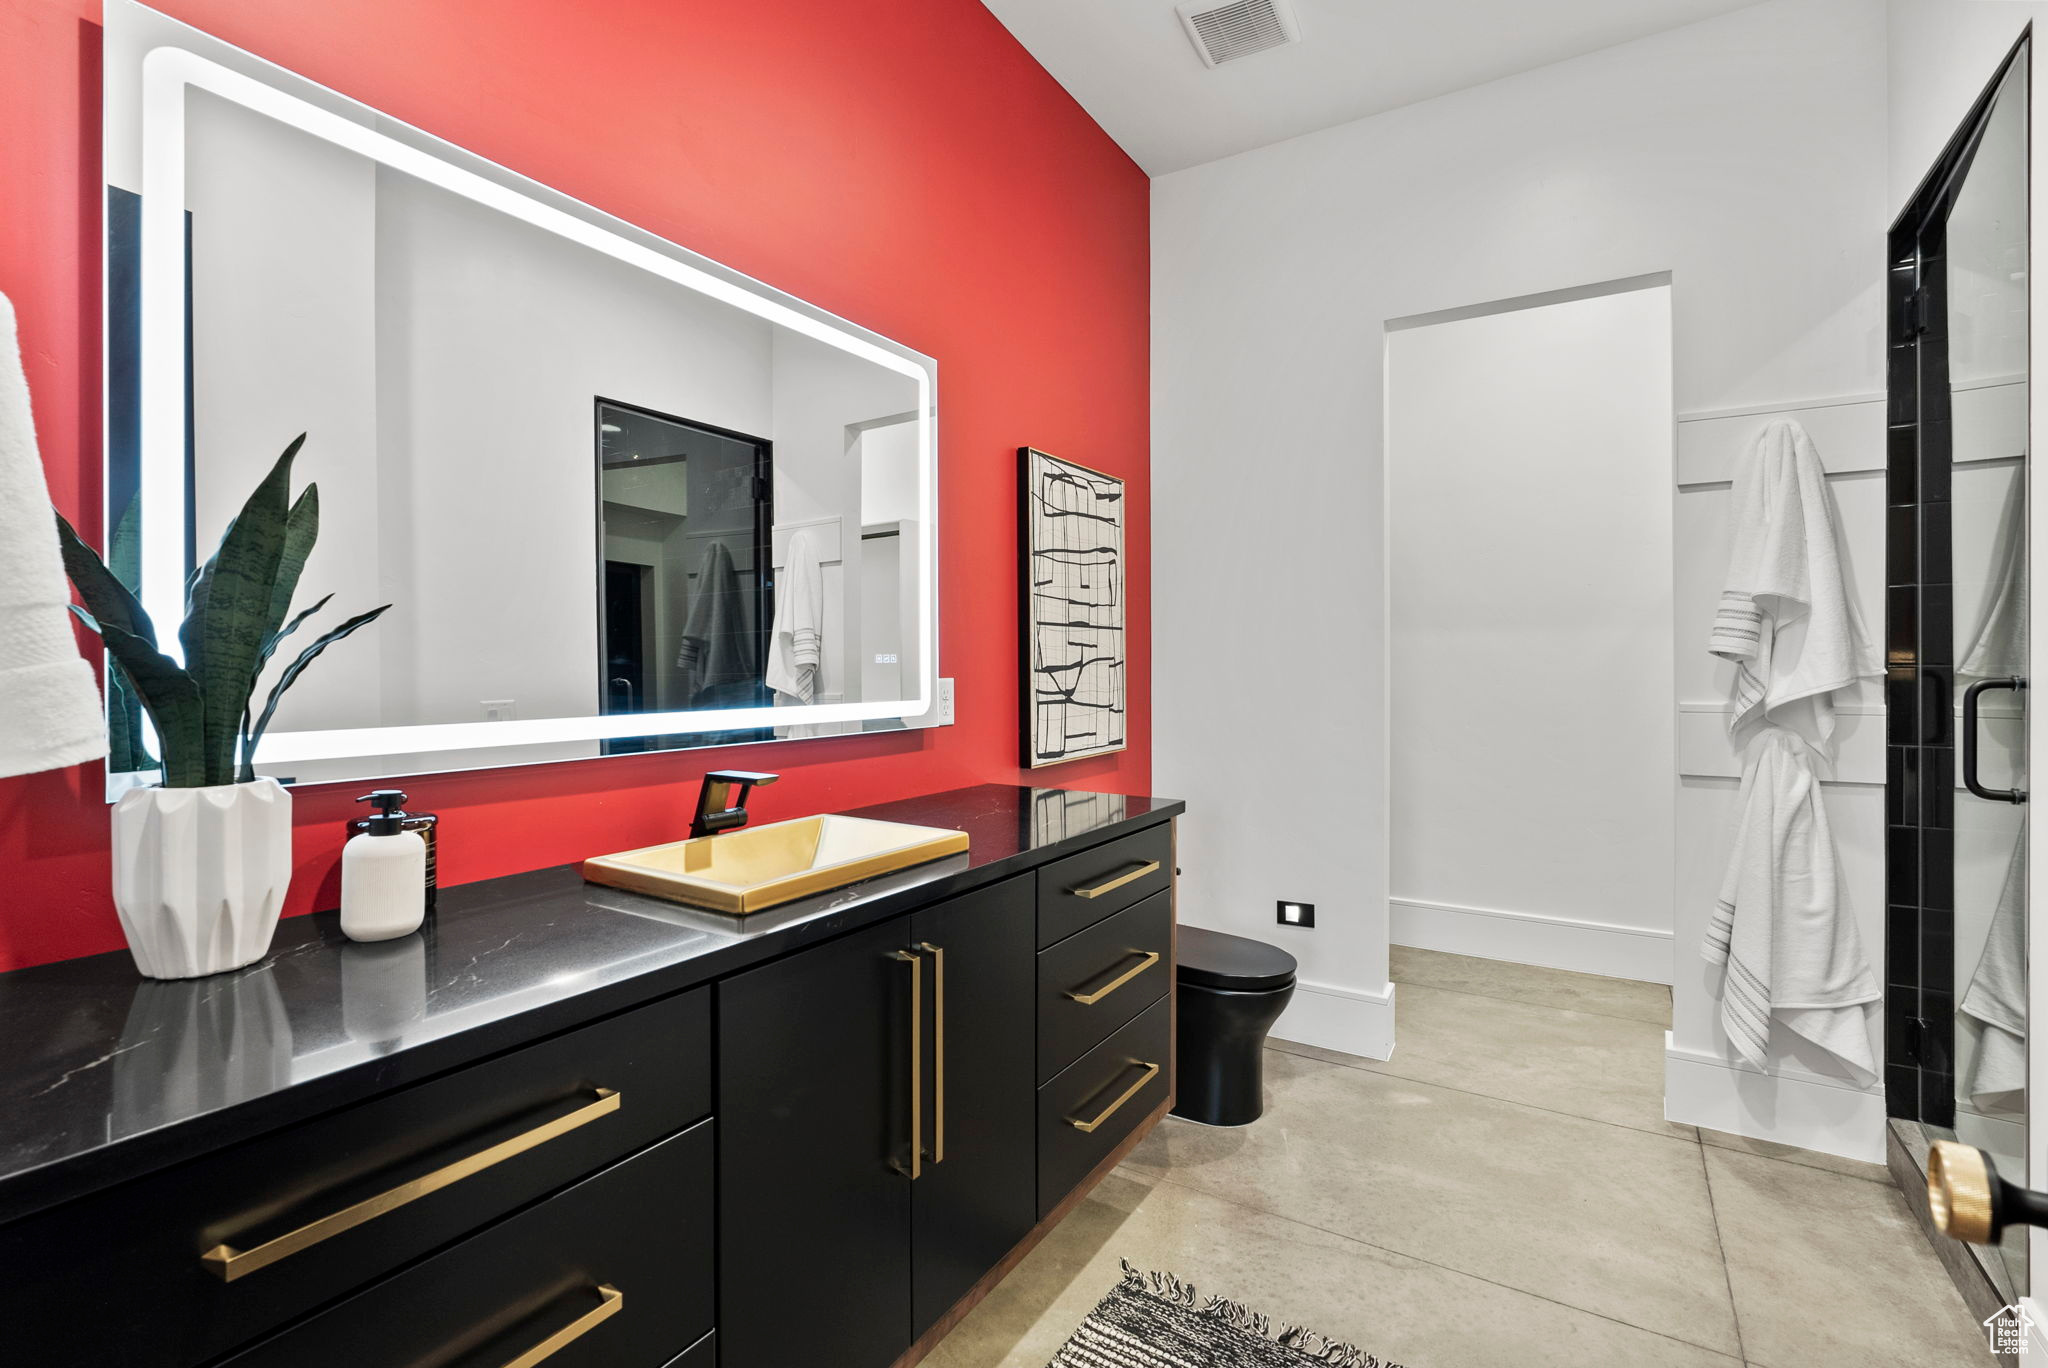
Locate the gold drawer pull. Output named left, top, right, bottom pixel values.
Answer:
left=200, top=1088, right=623, bottom=1282
left=891, top=949, right=924, bottom=1180
left=1067, top=1060, right=1160, bottom=1133
left=1066, top=950, right=1162, bottom=1005
left=918, top=942, right=947, bottom=1164
left=1071, top=860, right=1161, bottom=900
left=503, top=1284, right=623, bottom=1368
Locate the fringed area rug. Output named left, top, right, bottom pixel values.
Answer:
left=1046, top=1262, right=1404, bottom=1367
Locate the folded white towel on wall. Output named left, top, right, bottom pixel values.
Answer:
left=765, top=529, right=822, bottom=705
left=1961, top=819, right=2028, bottom=1109
left=0, top=291, right=107, bottom=780
left=1960, top=469, right=2028, bottom=680
left=1709, top=419, right=1879, bottom=754
left=1704, top=726, right=1881, bottom=1083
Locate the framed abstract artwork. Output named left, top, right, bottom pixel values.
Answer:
left=1021, top=447, right=1128, bottom=767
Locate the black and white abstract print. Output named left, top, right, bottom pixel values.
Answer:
left=1025, top=448, right=1127, bottom=767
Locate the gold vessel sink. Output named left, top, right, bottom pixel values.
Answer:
left=582, top=815, right=969, bottom=915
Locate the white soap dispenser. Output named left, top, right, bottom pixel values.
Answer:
left=341, top=790, right=427, bottom=942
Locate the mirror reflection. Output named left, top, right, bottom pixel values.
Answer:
left=104, top=14, right=935, bottom=789
left=597, top=401, right=773, bottom=751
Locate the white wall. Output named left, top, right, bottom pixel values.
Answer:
left=1388, top=283, right=1676, bottom=983
left=1153, top=0, right=1888, bottom=1065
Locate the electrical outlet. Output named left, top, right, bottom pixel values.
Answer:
left=936, top=677, right=955, bottom=726
left=1276, top=900, right=1315, bottom=928
left=481, top=699, right=516, bottom=723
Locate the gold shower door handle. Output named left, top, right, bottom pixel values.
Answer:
left=1928, top=1140, right=2048, bottom=1245
left=200, top=1088, right=623, bottom=1282
left=1071, top=860, right=1161, bottom=900
left=500, top=1284, right=623, bottom=1368
left=917, top=942, right=946, bottom=1164
left=1067, top=1060, right=1160, bottom=1133
left=891, top=949, right=924, bottom=1179
left=1066, top=950, right=1161, bottom=1005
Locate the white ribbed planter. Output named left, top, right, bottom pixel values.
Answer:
left=111, top=779, right=292, bottom=979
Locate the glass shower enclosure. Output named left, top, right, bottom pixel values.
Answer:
left=1887, top=37, right=2030, bottom=1304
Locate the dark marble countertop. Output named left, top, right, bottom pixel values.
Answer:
left=0, top=784, right=1180, bottom=1224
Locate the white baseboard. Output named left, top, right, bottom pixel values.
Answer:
left=1391, top=896, right=1674, bottom=985
left=1271, top=978, right=1396, bottom=1061
left=1663, top=1034, right=1886, bottom=1163
left=2022, top=1297, right=2046, bottom=1354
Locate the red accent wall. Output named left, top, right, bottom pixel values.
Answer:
left=0, top=0, right=1149, bottom=971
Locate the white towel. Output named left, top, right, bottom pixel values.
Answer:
left=1962, top=820, right=2027, bottom=1108
left=1704, top=727, right=1881, bottom=1082
left=1960, top=470, right=2028, bottom=680
left=1709, top=420, right=1879, bottom=754
left=0, top=291, right=106, bottom=779
left=764, top=530, right=822, bottom=704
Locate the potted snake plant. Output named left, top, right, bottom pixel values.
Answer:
left=56, top=435, right=390, bottom=979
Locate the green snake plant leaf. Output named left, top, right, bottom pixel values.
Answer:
left=244, top=603, right=392, bottom=772
left=53, top=510, right=161, bottom=647
left=182, top=434, right=304, bottom=785
left=259, top=592, right=334, bottom=670
left=264, top=484, right=319, bottom=650
left=94, top=620, right=205, bottom=789
left=237, top=591, right=340, bottom=780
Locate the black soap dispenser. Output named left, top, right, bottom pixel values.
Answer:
left=347, top=790, right=439, bottom=905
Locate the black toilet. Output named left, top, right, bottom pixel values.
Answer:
left=1172, top=926, right=1298, bottom=1127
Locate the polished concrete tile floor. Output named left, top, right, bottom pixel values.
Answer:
left=926, top=947, right=1991, bottom=1368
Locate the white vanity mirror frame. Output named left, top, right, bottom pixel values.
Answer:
left=103, top=1, right=939, bottom=783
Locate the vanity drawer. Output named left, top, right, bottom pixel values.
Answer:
left=3, top=985, right=711, bottom=1368
left=1037, top=996, right=1171, bottom=1218
left=1036, top=822, right=1173, bottom=948
left=220, top=1120, right=714, bottom=1368
left=1037, top=888, right=1172, bottom=1083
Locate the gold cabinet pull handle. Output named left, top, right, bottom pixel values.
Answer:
left=1067, top=1060, right=1160, bottom=1133
left=200, top=1088, right=622, bottom=1282
left=917, top=942, right=946, bottom=1164
left=891, top=949, right=924, bottom=1180
left=1066, top=950, right=1161, bottom=1006
left=501, top=1284, right=623, bottom=1368
left=1071, top=860, right=1161, bottom=900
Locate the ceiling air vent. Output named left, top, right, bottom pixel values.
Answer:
left=1176, top=0, right=1302, bottom=68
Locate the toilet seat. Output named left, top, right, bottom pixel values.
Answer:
left=1176, top=925, right=1297, bottom=993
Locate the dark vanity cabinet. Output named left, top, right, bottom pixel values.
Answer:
left=717, top=874, right=1039, bottom=1368
left=908, top=877, right=1039, bottom=1333
left=0, top=789, right=1181, bottom=1368
left=718, top=917, right=919, bottom=1368
left=3, top=988, right=715, bottom=1368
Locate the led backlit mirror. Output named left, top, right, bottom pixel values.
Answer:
left=101, top=1, right=939, bottom=792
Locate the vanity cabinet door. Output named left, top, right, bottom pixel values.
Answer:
left=910, top=874, right=1036, bottom=1337
left=718, top=917, right=916, bottom=1368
